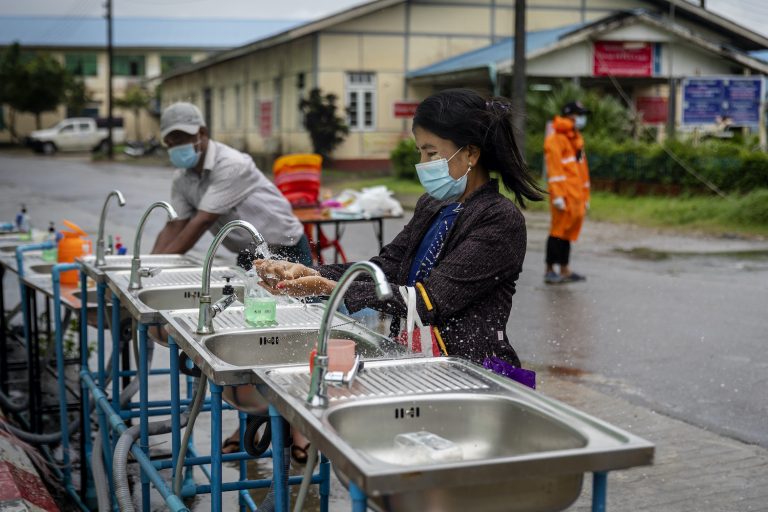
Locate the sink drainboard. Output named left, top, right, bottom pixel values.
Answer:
left=271, top=360, right=490, bottom=402
left=111, top=268, right=240, bottom=288
left=177, top=304, right=330, bottom=333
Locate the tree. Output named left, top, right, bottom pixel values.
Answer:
left=298, top=88, right=349, bottom=160
left=65, top=76, right=92, bottom=117
left=0, top=43, right=71, bottom=135
left=115, top=86, right=152, bottom=140
left=526, top=80, right=634, bottom=142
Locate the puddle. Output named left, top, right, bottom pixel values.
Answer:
left=546, top=365, right=588, bottom=378
left=613, top=246, right=768, bottom=261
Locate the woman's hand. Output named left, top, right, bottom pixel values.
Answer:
left=253, top=259, right=318, bottom=287
left=253, top=259, right=334, bottom=296
left=275, top=275, right=337, bottom=297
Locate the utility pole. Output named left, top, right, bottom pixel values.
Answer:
left=106, top=0, right=114, bottom=159
left=512, top=0, right=526, bottom=154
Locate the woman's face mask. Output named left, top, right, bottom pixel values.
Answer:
left=168, top=138, right=201, bottom=169
left=574, top=115, right=587, bottom=130
left=415, top=146, right=470, bottom=201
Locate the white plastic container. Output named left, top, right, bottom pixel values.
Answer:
left=394, top=431, right=463, bottom=463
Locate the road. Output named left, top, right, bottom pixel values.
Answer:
left=2, top=152, right=767, bottom=508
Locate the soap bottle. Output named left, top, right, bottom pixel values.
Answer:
left=42, top=222, right=58, bottom=262
left=237, top=247, right=277, bottom=327
left=15, top=205, right=31, bottom=240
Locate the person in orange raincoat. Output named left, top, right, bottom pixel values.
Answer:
left=543, top=101, right=590, bottom=284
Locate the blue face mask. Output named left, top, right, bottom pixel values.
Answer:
left=168, top=139, right=201, bottom=169
left=574, top=115, right=587, bottom=130
left=415, top=146, right=469, bottom=201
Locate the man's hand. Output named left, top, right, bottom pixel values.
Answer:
left=552, top=197, right=566, bottom=211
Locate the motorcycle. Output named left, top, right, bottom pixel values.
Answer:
left=124, top=136, right=163, bottom=157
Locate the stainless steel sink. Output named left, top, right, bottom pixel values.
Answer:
left=105, top=266, right=241, bottom=325
left=28, top=263, right=55, bottom=275
left=79, top=253, right=201, bottom=283
left=162, top=304, right=406, bottom=413
left=137, top=285, right=244, bottom=312
left=255, top=357, right=654, bottom=512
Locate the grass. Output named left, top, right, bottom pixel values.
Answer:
left=328, top=174, right=768, bottom=238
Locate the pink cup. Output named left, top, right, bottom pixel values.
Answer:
left=326, top=338, right=357, bottom=372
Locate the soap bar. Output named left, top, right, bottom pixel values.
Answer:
left=394, top=431, right=463, bottom=463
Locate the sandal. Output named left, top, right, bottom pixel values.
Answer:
left=291, top=441, right=311, bottom=465
left=221, top=429, right=241, bottom=455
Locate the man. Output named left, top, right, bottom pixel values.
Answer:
left=154, top=102, right=311, bottom=454
left=152, top=102, right=311, bottom=264
left=543, top=101, right=591, bottom=284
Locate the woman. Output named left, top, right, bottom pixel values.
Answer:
left=256, top=88, right=542, bottom=368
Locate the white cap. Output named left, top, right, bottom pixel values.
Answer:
left=160, top=102, right=205, bottom=138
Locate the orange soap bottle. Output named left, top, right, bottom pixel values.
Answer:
left=57, top=220, right=92, bottom=284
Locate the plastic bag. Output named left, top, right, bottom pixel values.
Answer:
left=328, top=186, right=403, bottom=219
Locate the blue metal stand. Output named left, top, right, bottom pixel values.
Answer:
left=210, top=382, right=224, bottom=512
left=592, top=471, right=608, bottom=512
left=349, top=480, right=368, bottom=512
left=138, top=322, right=151, bottom=511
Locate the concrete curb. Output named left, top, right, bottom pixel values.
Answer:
left=0, top=431, right=58, bottom=511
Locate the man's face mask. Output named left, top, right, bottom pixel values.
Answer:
left=574, top=115, right=587, bottom=130
left=415, top=146, right=470, bottom=201
left=168, top=138, right=201, bottom=169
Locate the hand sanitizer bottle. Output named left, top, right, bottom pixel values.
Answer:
left=237, top=247, right=277, bottom=327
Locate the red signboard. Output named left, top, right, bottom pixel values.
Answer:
left=393, top=101, right=420, bottom=119
left=259, top=101, right=272, bottom=138
left=594, top=41, right=653, bottom=77
left=635, top=96, right=668, bottom=124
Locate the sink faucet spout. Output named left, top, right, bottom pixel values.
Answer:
left=128, top=201, right=178, bottom=290
left=196, top=220, right=265, bottom=334
left=307, top=261, right=392, bottom=407
left=95, top=189, right=126, bottom=266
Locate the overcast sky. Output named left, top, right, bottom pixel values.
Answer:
left=0, top=0, right=766, bottom=37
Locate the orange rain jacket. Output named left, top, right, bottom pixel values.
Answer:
left=544, top=116, right=591, bottom=242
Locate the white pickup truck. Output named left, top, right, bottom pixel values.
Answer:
left=27, top=117, right=126, bottom=154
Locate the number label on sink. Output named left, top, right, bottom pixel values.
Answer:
left=259, top=336, right=279, bottom=346
left=395, top=406, right=420, bottom=419
left=183, top=291, right=202, bottom=299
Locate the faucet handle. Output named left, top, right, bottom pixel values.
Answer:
left=139, top=266, right=162, bottom=278
left=324, top=355, right=363, bottom=389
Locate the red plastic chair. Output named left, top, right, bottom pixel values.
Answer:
left=273, top=154, right=347, bottom=264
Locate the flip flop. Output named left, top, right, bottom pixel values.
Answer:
left=221, top=432, right=241, bottom=455
left=291, top=441, right=311, bottom=465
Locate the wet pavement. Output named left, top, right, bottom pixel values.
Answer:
left=2, top=152, right=767, bottom=509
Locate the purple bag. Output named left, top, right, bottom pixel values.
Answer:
left=482, top=356, right=536, bottom=389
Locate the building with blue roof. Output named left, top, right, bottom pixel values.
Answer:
left=0, top=16, right=302, bottom=143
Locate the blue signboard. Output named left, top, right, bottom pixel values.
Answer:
left=682, top=76, right=764, bottom=126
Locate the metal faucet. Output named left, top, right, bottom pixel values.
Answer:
left=307, top=261, right=392, bottom=407
left=128, top=201, right=178, bottom=290
left=196, top=220, right=265, bottom=334
left=95, top=189, right=126, bottom=267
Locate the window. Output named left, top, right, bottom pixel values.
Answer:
left=113, top=55, right=146, bottom=77
left=160, top=55, right=192, bottom=74
left=252, top=82, right=260, bottom=129
left=219, top=88, right=226, bottom=129
left=65, top=53, right=98, bottom=76
left=346, top=72, right=376, bottom=131
left=273, top=78, right=282, bottom=131
left=60, top=124, right=75, bottom=133
left=234, top=84, right=242, bottom=128
left=78, top=122, right=91, bottom=131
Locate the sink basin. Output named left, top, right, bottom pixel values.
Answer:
left=79, top=254, right=201, bottom=282
left=29, top=263, right=56, bottom=274
left=204, top=327, right=389, bottom=367
left=137, top=285, right=244, bottom=311
left=105, top=266, right=242, bottom=324
left=162, top=303, right=407, bottom=413
left=255, top=357, right=654, bottom=512
left=328, top=394, right=586, bottom=512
